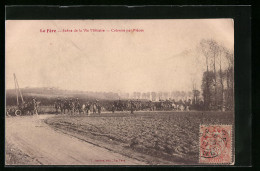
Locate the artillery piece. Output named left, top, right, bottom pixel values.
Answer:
left=6, top=74, right=35, bottom=116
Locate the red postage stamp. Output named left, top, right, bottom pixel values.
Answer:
left=199, top=125, right=232, bottom=164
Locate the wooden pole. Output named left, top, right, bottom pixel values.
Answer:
left=14, top=73, right=19, bottom=106
left=14, top=73, right=24, bottom=104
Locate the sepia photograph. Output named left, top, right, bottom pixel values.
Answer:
left=5, top=19, right=234, bottom=165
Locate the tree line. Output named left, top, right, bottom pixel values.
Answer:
left=198, top=39, right=234, bottom=111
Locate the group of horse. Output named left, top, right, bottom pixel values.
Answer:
left=53, top=98, right=193, bottom=115
left=54, top=99, right=102, bottom=115
left=111, top=99, right=192, bottom=112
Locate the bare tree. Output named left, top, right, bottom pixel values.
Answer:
left=141, top=92, right=146, bottom=99
left=217, top=45, right=228, bottom=111
left=191, top=77, right=198, bottom=104
left=208, top=40, right=220, bottom=108
left=136, top=92, right=141, bottom=99
left=200, top=39, right=212, bottom=109
left=224, top=49, right=234, bottom=110
left=163, top=92, right=169, bottom=100
left=200, top=38, right=234, bottom=111
left=200, top=39, right=222, bottom=109
left=151, top=92, right=157, bottom=101
left=146, top=92, right=151, bottom=100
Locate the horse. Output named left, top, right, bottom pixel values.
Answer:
left=21, top=102, right=35, bottom=115
left=149, top=101, right=155, bottom=111
left=74, top=102, right=81, bottom=114
left=62, top=101, right=71, bottom=114
left=179, top=104, right=185, bottom=111
left=114, top=101, right=123, bottom=111
left=154, top=101, right=163, bottom=111
left=54, top=102, right=61, bottom=113
left=172, top=102, right=177, bottom=110
left=69, top=101, right=75, bottom=115
left=97, top=105, right=102, bottom=114
left=85, top=103, right=91, bottom=115
left=82, top=104, right=86, bottom=114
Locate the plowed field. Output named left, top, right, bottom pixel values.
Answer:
left=45, top=111, right=234, bottom=164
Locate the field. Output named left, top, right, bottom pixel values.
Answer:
left=45, top=111, right=234, bottom=165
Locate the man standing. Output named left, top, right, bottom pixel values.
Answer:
left=69, top=98, right=75, bottom=115
left=130, top=100, right=134, bottom=114
left=86, top=102, right=90, bottom=115
left=97, top=104, right=101, bottom=114
left=63, top=98, right=68, bottom=114
left=112, top=104, right=115, bottom=113
left=55, top=97, right=61, bottom=114
left=75, top=98, right=80, bottom=114
left=32, top=98, right=38, bottom=115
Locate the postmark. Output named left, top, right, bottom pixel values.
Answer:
left=199, top=125, right=232, bottom=164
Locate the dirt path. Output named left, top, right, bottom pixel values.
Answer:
left=6, top=115, right=146, bottom=165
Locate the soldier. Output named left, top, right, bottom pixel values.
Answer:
left=148, top=100, right=153, bottom=111
left=76, top=98, right=79, bottom=104
left=113, top=101, right=117, bottom=111
left=118, top=99, right=122, bottom=111
left=112, top=104, right=115, bottom=113
left=59, top=98, right=64, bottom=114
left=97, top=104, right=101, bottom=114
left=32, top=98, right=38, bottom=115
left=130, top=100, right=134, bottom=114
left=55, top=97, right=61, bottom=113
left=86, top=101, right=90, bottom=115
left=75, top=98, right=80, bottom=114
left=93, top=101, right=97, bottom=114
left=63, top=98, right=68, bottom=114
left=69, top=98, right=75, bottom=115
left=54, top=98, right=58, bottom=113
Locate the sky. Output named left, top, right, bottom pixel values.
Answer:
left=5, top=19, right=234, bottom=93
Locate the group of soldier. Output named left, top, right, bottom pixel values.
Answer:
left=111, top=98, right=193, bottom=113
left=8, top=97, right=193, bottom=116
left=111, top=100, right=136, bottom=114
left=16, top=98, right=39, bottom=115
left=54, top=98, right=102, bottom=115
left=53, top=97, right=193, bottom=115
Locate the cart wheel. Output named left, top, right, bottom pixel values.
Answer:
left=15, top=110, right=22, bottom=116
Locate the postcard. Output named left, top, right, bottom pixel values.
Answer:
left=5, top=19, right=234, bottom=165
